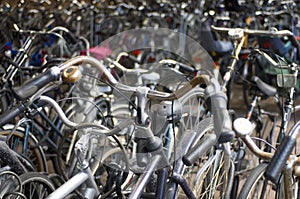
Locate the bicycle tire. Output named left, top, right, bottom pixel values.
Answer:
left=0, top=171, right=23, bottom=198
left=0, top=127, right=48, bottom=172
left=19, top=172, right=55, bottom=199
left=3, top=192, right=27, bottom=199
left=237, top=163, right=284, bottom=199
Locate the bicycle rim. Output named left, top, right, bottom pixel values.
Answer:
left=0, top=129, right=47, bottom=172
left=19, top=172, right=55, bottom=199
left=238, top=163, right=284, bottom=199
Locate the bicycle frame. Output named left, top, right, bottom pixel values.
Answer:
left=47, top=164, right=99, bottom=199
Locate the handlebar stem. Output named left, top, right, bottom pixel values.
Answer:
left=136, top=87, right=150, bottom=126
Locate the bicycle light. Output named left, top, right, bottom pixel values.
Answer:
left=233, top=118, right=253, bottom=136
left=228, top=28, right=244, bottom=40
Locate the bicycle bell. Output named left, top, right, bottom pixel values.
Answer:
left=62, top=66, right=82, bottom=83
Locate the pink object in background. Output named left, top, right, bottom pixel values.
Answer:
left=87, top=46, right=112, bottom=60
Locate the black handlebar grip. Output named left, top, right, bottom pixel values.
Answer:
left=182, top=133, right=217, bottom=166
left=0, top=141, right=26, bottom=175
left=251, top=76, right=277, bottom=97
left=265, top=136, right=296, bottom=183
left=177, top=63, right=195, bottom=74
left=0, top=104, right=26, bottom=126
left=13, top=66, right=60, bottom=100
left=287, top=35, right=300, bottom=60
left=64, top=31, right=78, bottom=45
left=288, top=35, right=300, bottom=48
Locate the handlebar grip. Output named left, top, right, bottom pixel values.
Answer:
left=288, top=35, right=300, bottom=48
left=64, top=31, right=78, bottom=45
left=265, top=135, right=296, bottom=183
left=177, top=63, right=195, bottom=74
left=217, top=108, right=235, bottom=143
left=251, top=76, right=277, bottom=97
left=205, top=79, right=234, bottom=143
left=0, top=104, right=26, bottom=126
left=182, top=133, right=217, bottom=166
left=13, top=67, right=60, bottom=100
left=0, top=141, right=26, bottom=174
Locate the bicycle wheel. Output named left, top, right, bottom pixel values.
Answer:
left=0, top=171, right=22, bottom=198
left=176, top=118, right=231, bottom=199
left=94, top=147, right=130, bottom=197
left=237, top=163, right=284, bottom=199
left=0, top=127, right=47, bottom=172
left=19, top=172, right=55, bottom=199
left=178, top=87, right=207, bottom=133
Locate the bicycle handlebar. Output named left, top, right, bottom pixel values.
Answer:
left=159, top=59, right=196, bottom=74
left=253, top=49, right=300, bottom=72
left=265, top=135, right=296, bottom=183
left=265, top=121, right=300, bottom=183
left=37, top=95, right=130, bottom=136
left=106, top=57, right=148, bottom=74
left=49, top=26, right=78, bottom=44
left=234, top=118, right=300, bottom=183
left=58, top=56, right=233, bottom=141
left=57, top=56, right=204, bottom=101
left=255, top=10, right=290, bottom=17
left=211, top=25, right=294, bottom=38
left=183, top=133, right=217, bottom=166
left=13, top=67, right=61, bottom=100
left=0, top=94, right=133, bottom=137
left=5, top=56, right=233, bottom=142
left=0, top=103, right=27, bottom=126
left=211, top=25, right=300, bottom=49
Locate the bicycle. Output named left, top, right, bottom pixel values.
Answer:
left=229, top=30, right=300, bottom=199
